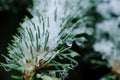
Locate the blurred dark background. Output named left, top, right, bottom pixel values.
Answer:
left=0, top=1, right=110, bottom=80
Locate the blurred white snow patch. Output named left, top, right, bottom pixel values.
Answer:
left=96, top=2, right=111, bottom=18
left=110, top=0, right=120, bottom=15
left=93, top=39, right=114, bottom=56
left=96, top=19, right=119, bottom=33
left=80, top=0, right=92, bottom=9
left=96, top=0, right=120, bottom=18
